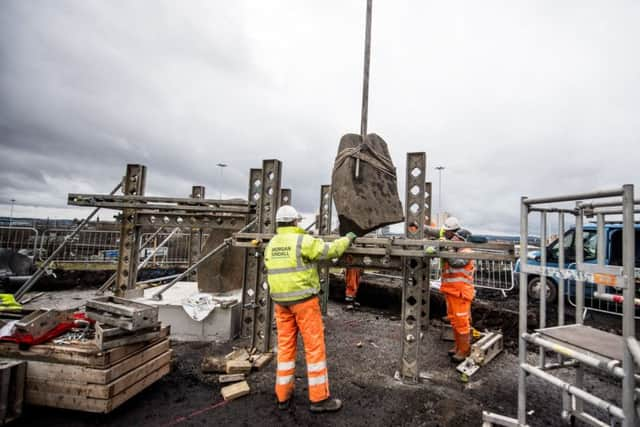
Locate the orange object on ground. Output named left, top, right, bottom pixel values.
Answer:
left=345, top=268, right=362, bottom=298
left=274, top=297, right=330, bottom=403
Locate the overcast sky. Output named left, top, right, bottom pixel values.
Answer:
left=1, top=1, right=639, bottom=235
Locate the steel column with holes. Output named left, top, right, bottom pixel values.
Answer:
left=241, top=168, right=262, bottom=338
left=318, top=185, right=332, bottom=314
left=421, top=181, right=432, bottom=325
left=400, top=152, right=426, bottom=383
left=188, top=186, right=205, bottom=280
left=280, top=188, right=291, bottom=206
left=115, top=164, right=146, bottom=296
left=251, top=160, right=281, bottom=352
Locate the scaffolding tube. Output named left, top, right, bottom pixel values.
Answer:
left=522, top=333, right=624, bottom=379
left=520, top=363, right=625, bottom=421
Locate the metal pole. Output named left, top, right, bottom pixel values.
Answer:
left=621, top=184, right=636, bottom=427
left=558, top=212, right=565, bottom=327
left=151, top=219, right=256, bottom=300
left=356, top=0, right=372, bottom=179
left=216, top=163, right=227, bottom=200
left=96, top=226, right=165, bottom=295
left=435, top=166, right=445, bottom=224
left=524, top=189, right=624, bottom=205
left=574, top=202, right=585, bottom=415
left=539, top=212, right=547, bottom=368
left=15, top=182, right=122, bottom=300
left=518, top=196, right=529, bottom=425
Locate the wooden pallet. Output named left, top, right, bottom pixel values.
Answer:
left=0, top=326, right=169, bottom=368
left=24, top=339, right=172, bottom=413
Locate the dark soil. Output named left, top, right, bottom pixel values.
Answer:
left=12, top=276, right=626, bottom=427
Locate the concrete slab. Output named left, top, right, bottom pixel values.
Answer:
left=137, top=282, right=241, bottom=342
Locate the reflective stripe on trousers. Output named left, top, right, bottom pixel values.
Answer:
left=274, top=297, right=330, bottom=403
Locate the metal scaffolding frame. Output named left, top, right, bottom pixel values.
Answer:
left=233, top=151, right=514, bottom=382
left=484, top=185, right=637, bottom=427
left=65, top=163, right=256, bottom=297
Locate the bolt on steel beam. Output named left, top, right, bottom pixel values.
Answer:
left=400, top=152, right=427, bottom=384
left=318, top=185, right=332, bottom=314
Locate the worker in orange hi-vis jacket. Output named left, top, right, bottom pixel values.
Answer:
left=439, top=227, right=475, bottom=362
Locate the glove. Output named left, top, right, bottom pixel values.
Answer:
left=425, top=246, right=436, bottom=255
left=346, top=232, right=357, bottom=243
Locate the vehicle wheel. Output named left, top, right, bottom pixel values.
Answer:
left=527, top=276, right=558, bottom=304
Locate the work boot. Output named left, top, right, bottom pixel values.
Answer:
left=277, top=399, right=291, bottom=411
left=309, top=397, right=343, bottom=413
left=345, top=296, right=354, bottom=304
left=447, top=331, right=458, bottom=356
left=451, top=333, right=471, bottom=363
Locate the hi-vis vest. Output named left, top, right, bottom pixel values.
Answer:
left=440, top=248, right=475, bottom=301
left=264, top=227, right=351, bottom=303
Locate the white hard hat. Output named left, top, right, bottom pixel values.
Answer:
left=276, top=205, right=303, bottom=223
left=443, top=216, right=461, bottom=231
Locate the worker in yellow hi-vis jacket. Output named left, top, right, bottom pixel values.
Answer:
left=264, top=205, right=355, bottom=413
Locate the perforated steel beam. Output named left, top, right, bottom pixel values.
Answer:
left=251, top=160, right=281, bottom=352
left=115, top=164, right=146, bottom=296
left=422, top=181, right=432, bottom=325
left=318, top=185, right=332, bottom=314
left=241, top=168, right=262, bottom=338
left=400, top=152, right=426, bottom=383
left=280, top=188, right=291, bottom=206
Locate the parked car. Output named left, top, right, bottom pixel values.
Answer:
left=514, top=222, right=640, bottom=304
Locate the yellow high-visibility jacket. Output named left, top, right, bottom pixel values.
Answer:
left=264, top=226, right=351, bottom=303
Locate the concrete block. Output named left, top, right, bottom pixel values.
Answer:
left=225, top=360, right=252, bottom=375
left=221, top=381, right=250, bottom=401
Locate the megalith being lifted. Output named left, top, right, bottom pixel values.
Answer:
left=332, top=133, right=404, bottom=236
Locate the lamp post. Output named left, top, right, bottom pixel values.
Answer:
left=435, top=166, right=445, bottom=225
left=8, top=199, right=16, bottom=228
left=216, top=163, right=227, bottom=200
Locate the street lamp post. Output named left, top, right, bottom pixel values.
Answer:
left=435, top=166, right=445, bottom=225
left=216, top=163, right=228, bottom=200
left=8, top=199, right=16, bottom=228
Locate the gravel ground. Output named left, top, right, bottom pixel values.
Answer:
left=13, top=282, right=626, bottom=427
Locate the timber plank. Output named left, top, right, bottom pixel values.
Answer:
left=25, top=363, right=170, bottom=413
left=0, top=326, right=169, bottom=367
left=26, top=350, right=172, bottom=399
left=26, top=340, right=169, bottom=384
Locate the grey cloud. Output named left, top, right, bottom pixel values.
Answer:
left=1, top=1, right=639, bottom=235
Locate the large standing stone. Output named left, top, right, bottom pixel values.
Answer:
left=332, top=133, right=404, bottom=236
left=197, top=229, right=245, bottom=293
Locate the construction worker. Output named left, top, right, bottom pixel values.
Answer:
left=437, top=218, right=475, bottom=362
left=344, top=267, right=362, bottom=307
left=264, top=205, right=356, bottom=413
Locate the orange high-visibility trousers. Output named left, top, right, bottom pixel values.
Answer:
left=274, top=296, right=330, bottom=403
left=445, top=293, right=471, bottom=335
left=345, top=268, right=362, bottom=298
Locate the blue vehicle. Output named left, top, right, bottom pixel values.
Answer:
left=514, top=222, right=640, bottom=304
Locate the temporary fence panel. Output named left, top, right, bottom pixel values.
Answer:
left=0, top=226, right=39, bottom=256
left=38, top=229, right=120, bottom=264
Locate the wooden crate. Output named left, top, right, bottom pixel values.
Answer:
left=24, top=339, right=172, bottom=413
left=0, top=359, right=26, bottom=425
left=0, top=326, right=169, bottom=368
